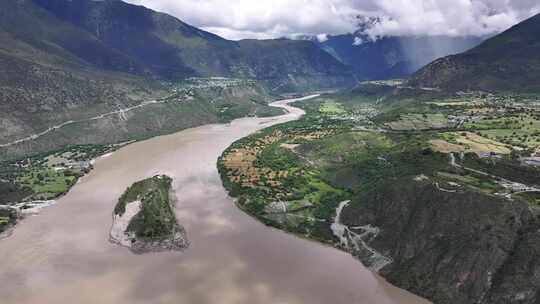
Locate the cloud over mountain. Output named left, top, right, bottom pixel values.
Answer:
left=124, top=0, right=540, bottom=40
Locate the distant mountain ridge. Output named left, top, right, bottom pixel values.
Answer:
left=29, top=0, right=355, bottom=91
left=0, top=0, right=355, bottom=159
left=409, top=13, right=540, bottom=92
left=308, top=33, right=483, bottom=80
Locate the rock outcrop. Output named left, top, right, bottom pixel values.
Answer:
left=342, top=178, right=540, bottom=304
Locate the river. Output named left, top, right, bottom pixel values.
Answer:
left=0, top=95, right=430, bottom=304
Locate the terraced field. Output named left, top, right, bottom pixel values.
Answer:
left=432, top=132, right=511, bottom=155
left=218, top=114, right=350, bottom=241
left=385, top=113, right=450, bottom=130
left=218, top=91, right=540, bottom=282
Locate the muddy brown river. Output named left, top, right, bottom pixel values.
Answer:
left=0, top=96, right=430, bottom=304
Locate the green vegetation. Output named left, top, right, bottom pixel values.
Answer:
left=464, top=112, right=540, bottom=148
left=219, top=94, right=459, bottom=242
left=217, top=96, right=358, bottom=240
left=515, top=192, right=540, bottom=206
left=1, top=0, right=353, bottom=161
left=386, top=113, right=448, bottom=130
left=217, top=89, right=540, bottom=304
left=16, top=169, right=76, bottom=200
left=319, top=100, right=346, bottom=115
left=115, top=175, right=179, bottom=240
left=219, top=89, right=540, bottom=248
left=410, top=13, right=540, bottom=92
left=255, top=144, right=300, bottom=171
left=0, top=144, right=116, bottom=204
left=216, top=101, right=284, bottom=122
left=0, top=208, right=18, bottom=234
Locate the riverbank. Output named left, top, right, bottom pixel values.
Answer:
left=217, top=91, right=540, bottom=304
left=0, top=78, right=280, bottom=160
left=110, top=175, right=189, bottom=254
left=0, top=144, right=127, bottom=234
left=0, top=91, right=288, bottom=236
left=0, top=94, right=429, bottom=304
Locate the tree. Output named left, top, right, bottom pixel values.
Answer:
left=510, top=150, right=520, bottom=160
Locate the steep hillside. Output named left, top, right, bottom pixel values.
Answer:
left=410, top=13, right=540, bottom=92
left=218, top=93, right=540, bottom=304
left=0, top=0, right=142, bottom=73
left=0, top=78, right=279, bottom=159
left=0, top=0, right=165, bottom=153
left=31, top=0, right=354, bottom=90
left=237, top=39, right=354, bottom=91
left=0, top=0, right=354, bottom=159
left=344, top=178, right=540, bottom=304
left=315, top=34, right=481, bottom=80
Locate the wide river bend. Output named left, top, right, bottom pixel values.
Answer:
left=0, top=95, right=430, bottom=304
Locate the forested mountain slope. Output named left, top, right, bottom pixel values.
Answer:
left=410, top=13, right=540, bottom=92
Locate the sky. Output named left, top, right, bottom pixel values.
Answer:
left=124, top=0, right=540, bottom=41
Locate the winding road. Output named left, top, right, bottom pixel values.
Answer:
left=0, top=95, right=429, bottom=304
left=448, top=152, right=540, bottom=195
left=0, top=99, right=167, bottom=148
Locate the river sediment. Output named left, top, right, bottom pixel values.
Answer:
left=0, top=96, right=429, bottom=304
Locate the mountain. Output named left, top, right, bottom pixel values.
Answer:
left=29, top=0, right=354, bottom=90
left=311, top=34, right=482, bottom=80
left=0, top=0, right=355, bottom=159
left=410, top=13, right=540, bottom=92
left=0, top=0, right=164, bottom=153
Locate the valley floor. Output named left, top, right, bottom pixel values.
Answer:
left=218, top=89, right=540, bottom=304
left=0, top=78, right=283, bottom=235
left=0, top=94, right=429, bottom=304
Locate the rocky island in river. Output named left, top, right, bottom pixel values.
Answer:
left=110, top=175, right=188, bottom=254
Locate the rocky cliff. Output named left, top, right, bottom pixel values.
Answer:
left=342, top=178, right=540, bottom=304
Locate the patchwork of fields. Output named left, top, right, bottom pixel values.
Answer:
left=219, top=91, right=540, bottom=266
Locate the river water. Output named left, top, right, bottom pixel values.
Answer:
left=0, top=96, right=430, bottom=304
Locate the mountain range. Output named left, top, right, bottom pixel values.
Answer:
left=410, top=13, right=540, bottom=92
left=0, top=0, right=354, bottom=158
left=7, top=0, right=355, bottom=91
left=1, top=0, right=539, bottom=160
left=312, top=33, right=483, bottom=80
left=2, top=1, right=540, bottom=304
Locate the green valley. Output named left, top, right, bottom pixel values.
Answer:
left=219, top=86, right=540, bottom=304
left=3, top=1, right=540, bottom=304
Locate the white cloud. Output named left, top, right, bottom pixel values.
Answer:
left=124, top=0, right=359, bottom=39
left=361, top=0, right=540, bottom=39
left=316, top=33, right=329, bottom=43
left=123, top=0, right=540, bottom=40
